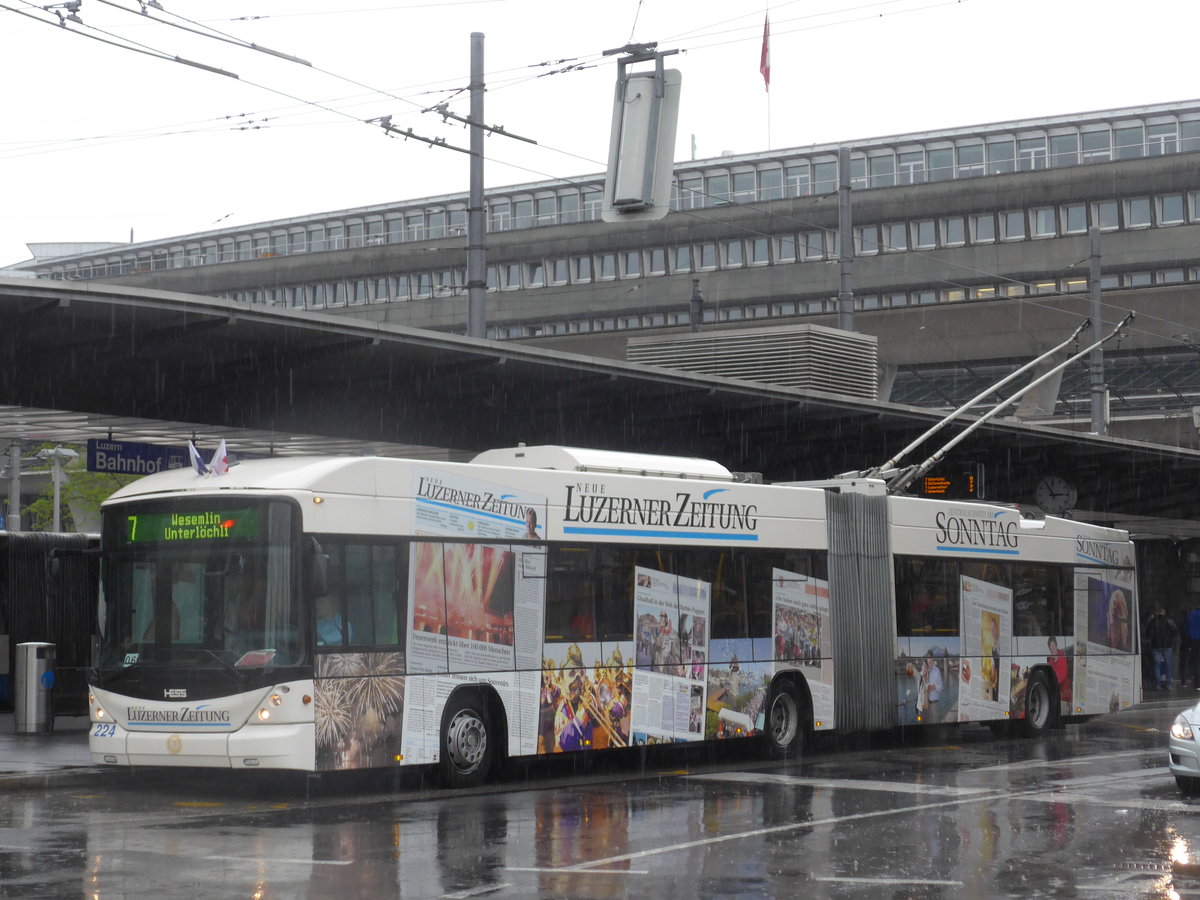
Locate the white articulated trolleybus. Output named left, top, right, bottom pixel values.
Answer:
left=88, top=445, right=1140, bottom=785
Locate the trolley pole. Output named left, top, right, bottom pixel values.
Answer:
left=1088, top=226, right=1107, bottom=435
left=466, top=32, right=487, bottom=339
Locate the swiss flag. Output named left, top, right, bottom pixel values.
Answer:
left=760, top=14, right=770, bottom=92
left=210, top=439, right=229, bottom=476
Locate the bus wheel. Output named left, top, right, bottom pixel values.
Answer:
left=441, top=694, right=493, bottom=788
left=766, top=679, right=807, bottom=759
left=1021, top=670, right=1058, bottom=737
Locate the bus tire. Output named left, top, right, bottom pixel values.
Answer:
left=765, top=678, right=808, bottom=759
left=1021, top=669, right=1058, bottom=737
left=440, top=692, right=493, bottom=788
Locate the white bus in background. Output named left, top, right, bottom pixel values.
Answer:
left=88, top=445, right=1139, bottom=786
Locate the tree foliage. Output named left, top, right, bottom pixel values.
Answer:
left=22, top=444, right=138, bottom=532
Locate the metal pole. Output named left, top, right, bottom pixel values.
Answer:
left=689, top=279, right=703, bottom=332
left=836, top=146, right=854, bottom=332
left=51, top=455, right=61, bottom=532
left=466, top=32, right=486, bottom=339
left=6, top=443, right=20, bottom=532
left=1089, top=226, right=1107, bottom=435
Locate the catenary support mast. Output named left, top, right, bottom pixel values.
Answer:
left=466, top=32, right=486, bottom=339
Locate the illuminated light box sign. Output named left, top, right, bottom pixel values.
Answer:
left=87, top=439, right=189, bottom=475
left=126, top=509, right=259, bottom=543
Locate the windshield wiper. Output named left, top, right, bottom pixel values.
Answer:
left=190, top=648, right=248, bottom=687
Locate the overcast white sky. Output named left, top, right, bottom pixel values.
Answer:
left=0, top=0, right=1193, bottom=267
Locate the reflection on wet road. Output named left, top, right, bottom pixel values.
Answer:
left=1, top=704, right=1196, bottom=898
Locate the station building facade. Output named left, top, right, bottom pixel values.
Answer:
left=14, top=99, right=1200, bottom=448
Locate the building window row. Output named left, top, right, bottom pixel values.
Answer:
left=57, top=182, right=1200, bottom=286
left=218, top=189, right=1197, bottom=302
left=669, top=117, right=1200, bottom=207
left=479, top=264, right=1200, bottom=340
left=222, top=264, right=1200, bottom=342
left=36, top=107, right=1200, bottom=281
left=218, top=204, right=1200, bottom=307
left=857, top=192, right=1192, bottom=254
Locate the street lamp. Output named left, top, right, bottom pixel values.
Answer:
left=36, top=447, right=78, bottom=532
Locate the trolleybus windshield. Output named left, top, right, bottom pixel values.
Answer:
left=97, top=499, right=303, bottom=685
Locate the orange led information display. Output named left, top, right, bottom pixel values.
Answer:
left=917, top=469, right=982, bottom=500
left=921, top=476, right=953, bottom=495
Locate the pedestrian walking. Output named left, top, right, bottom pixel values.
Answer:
left=1145, top=607, right=1179, bottom=690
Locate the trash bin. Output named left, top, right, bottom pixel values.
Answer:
left=15, top=642, right=55, bottom=734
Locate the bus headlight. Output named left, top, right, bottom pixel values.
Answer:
left=1172, top=714, right=1194, bottom=741
left=257, top=708, right=271, bottom=721
left=95, top=707, right=107, bottom=720
left=269, top=693, right=283, bottom=707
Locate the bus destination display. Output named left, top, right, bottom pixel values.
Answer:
left=125, top=509, right=259, bottom=543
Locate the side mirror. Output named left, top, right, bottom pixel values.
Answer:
left=306, top=537, right=330, bottom=598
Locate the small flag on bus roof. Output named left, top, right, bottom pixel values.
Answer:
left=210, top=439, right=229, bottom=476
left=188, top=440, right=209, bottom=476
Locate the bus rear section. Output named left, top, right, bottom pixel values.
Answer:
left=884, top=495, right=1139, bottom=735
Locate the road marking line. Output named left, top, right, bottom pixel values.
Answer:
left=567, top=788, right=1026, bottom=871
left=203, top=855, right=352, bottom=866
left=972, top=749, right=1153, bottom=773
left=505, top=867, right=649, bottom=875
left=815, top=876, right=963, bottom=886
left=1023, top=792, right=1187, bottom=813
left=688, top=772, right=993, bottom=795
left=442, top=883, right=512, bottom=898
left=1049, top=767, right=1168, bottom=787
left=569, top=759, right=1179, bottom=872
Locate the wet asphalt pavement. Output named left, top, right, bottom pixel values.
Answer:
left=1, top=698, right=1198, bottom=899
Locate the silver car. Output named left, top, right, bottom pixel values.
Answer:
left=1170, top=704, right=1200, bottom=794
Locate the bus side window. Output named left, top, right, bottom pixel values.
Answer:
left=895, top=556, right=960, bottom=636
left=1055, top=567, right=1073, bottom=634
left=343, top=544, right=374, bottom=646
left=375, top=544, right=404, bottom=646
left=1013, top=563, right=1072, bottom=636
left=680, top=549, right=745, bottom=643
left=595, top=546, right=638, bottom=642
left=545, top=546, right=597, bottom=640
left=335, top=542, right=405, bottom=649
left=316, top=540, right=349, bottom=648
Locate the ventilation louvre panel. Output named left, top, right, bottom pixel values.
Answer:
left=627, top=324, right=878, bottom=399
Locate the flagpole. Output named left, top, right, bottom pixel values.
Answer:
left=761, top=12, right=771, bottom=150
